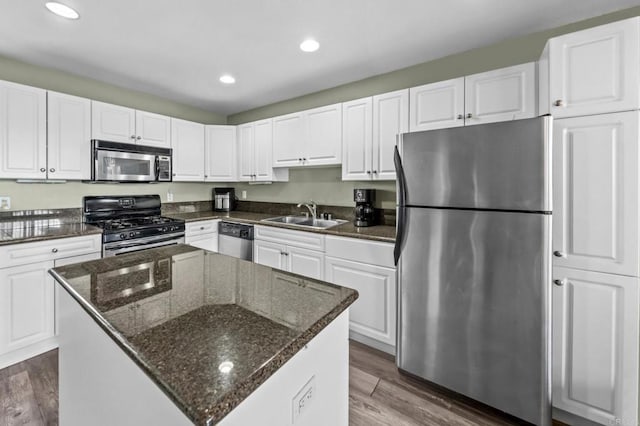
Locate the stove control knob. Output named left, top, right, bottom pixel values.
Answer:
left=163, top=227, right=168, bottom=232
left=129, top=232, right=135, bottom=237
left=120, top=233, right=126, bottom=240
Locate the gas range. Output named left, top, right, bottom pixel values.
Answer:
left=84, top=195, right=185, bottom=256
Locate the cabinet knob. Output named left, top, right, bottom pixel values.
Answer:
left=553, top=250, right=567, bottom=258
left=303, top=158, right=307, bottom=161
left=40, top=168, right=46, bottom=173
left=373, top=170, right=378, bottom=174
left=366, top=170, right=371, bottom=174
left=172, top=173, right=176, bottom=176
left=298, top=158, right=302, bottom=161
left=136, top=136, right=142, bottom=140
left=49, top=168, right=55, bottom=173
left=466, top=113, right=472, bottom=119
left=554, top=99, right=564, bottom=107
left=457, top=114, right=463, bottom=120
left=553, top=278, right=566, bottom=287
left=130, top=135, right=136, bottom=139
left=204, top=175, right=208, bottom=178
left=200, top=226, right=205, bottom=230
left=51, top=248, right=58, bottom=253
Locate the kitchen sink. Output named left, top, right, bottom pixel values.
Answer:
left=261, top=216, right=348, bottom=229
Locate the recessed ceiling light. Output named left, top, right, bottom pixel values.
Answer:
left=218, top=361, right=234, bottom=374
left=219, top=74, right=236, bottom=84
left=45, top=2, right=80, bottom=19
left=300, top=39, right=320, bottom=53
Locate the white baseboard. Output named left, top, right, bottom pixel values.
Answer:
left=0, top=338, right=58, bottom=370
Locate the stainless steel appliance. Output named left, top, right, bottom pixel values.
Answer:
left=218, top=222, right=253, bottom=261
left=394, top=116, right=552, bottom=426
left=354, top=189, right=375, bottom=227
left=91, top=140, right=172, bottom=182
left=84, top=195, right=185, bottom=257
left=213, top=187, right=236, bottom=212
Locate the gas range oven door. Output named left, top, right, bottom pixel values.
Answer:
left=103, top=233, right=185, bottom=257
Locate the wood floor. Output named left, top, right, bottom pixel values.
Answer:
left=1, top=343, right=562, bottom=425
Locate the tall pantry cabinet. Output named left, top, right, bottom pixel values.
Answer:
left=541, top=17, right=640, bottom=426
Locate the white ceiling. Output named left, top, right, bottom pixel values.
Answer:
left=0, top=0, right=638, bottom=116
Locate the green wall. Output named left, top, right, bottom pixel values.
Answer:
left=228, top=6, right=640, bottom=124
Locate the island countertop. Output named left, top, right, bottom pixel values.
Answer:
left=49, top=244, right=358, bottom=425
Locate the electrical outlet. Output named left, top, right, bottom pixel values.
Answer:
left=167, top=191, right=174, bottom=202
left=292, top=376, right=315, bottom=423
left=241, top=190, right=247, bottom=199
left=0, top=196, right=10, bottom=210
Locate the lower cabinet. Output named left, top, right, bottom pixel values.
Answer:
left=254, top=239, right=324, bottom=280
left=185, top=220, right=219, bottom=252
left=552, top=266, right=639, bottom=425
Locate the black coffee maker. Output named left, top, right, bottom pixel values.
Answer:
left=354, top=189, right=376, bottom=227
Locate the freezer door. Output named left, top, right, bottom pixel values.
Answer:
left=397, top=207, right=551, bottom=425
left=398, top=116, right=552, bottom=211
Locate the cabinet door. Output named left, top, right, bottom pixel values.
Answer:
left=273, top=113, right=304, bottom=167
left=254, top=119, right=274, bottom=181
left=47, top=92, right=91, bottom=180
left=0, top=261, right=55, bottom=355
left=135, top=110, right=171, bottom=148
left=254, top=240, right=286, bottom=271
left=287, top=246, right=324, bottom=280
left=305, top=103, right=342, bottom=166
left=549, top=18, right=640, bottom=118
left=205, top=125, right=237, bottom=182
left=553, top=112, right=639, bottom=276
left=237, top=123, right=254, bottom=181
left=185, top=233, right=218, bottom=252
left=552, top=267, right=639, bottom=425
left=409, top=78, right=464, bottom=131
left=373, top=89, right=408, bottom=180
left=91, top=101, right=136, bottom=143
left=325, top=256, right=396, bottom=346
left=0, top=81, right=46, bottom=179
left=171, top=118, right=205, bottom=181
left=464, top=62, right=536, bottom=125
left=342, top=97, right=373, bottom=181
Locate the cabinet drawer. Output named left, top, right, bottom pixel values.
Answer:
left=325, top=235, right=394, bottom=268
left=185, top=220, right=219, bottom=237
left=254, top=225, right=324, bottom=251
left=0, top=235, right=102, bottom=268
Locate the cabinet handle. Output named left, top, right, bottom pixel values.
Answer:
left=49, top=168, right=55, bottom=173
left=136, top=136, right=142, bottom=140
left=554, top=99, right=563, bottom=107
left=553, top=278, right=566, bottom=287
left=130, top=135, right=136, bottom=140
left=553, top=250, right=567, bottom=258
left=40, top=168, right=46, bottom=173
left=466, top=113, right=472, bottom=119
left=457, top=114, right=463, bottom=120
left=51, top=248, right=58, bottom=253
left=283, top=252, right=289, bottom=256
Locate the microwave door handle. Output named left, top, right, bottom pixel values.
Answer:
left=155, top=156, right=160, bottom=180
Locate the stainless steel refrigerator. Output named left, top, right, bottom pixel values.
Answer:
left=394, top=116, right=552, bottom=426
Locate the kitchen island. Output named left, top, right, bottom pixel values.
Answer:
left=49, top=244, right=358, bottom=425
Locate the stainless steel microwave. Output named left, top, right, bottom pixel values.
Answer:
left=91, top=140, right=172, bottom=182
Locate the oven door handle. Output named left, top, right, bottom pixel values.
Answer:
left=105, top=235, right=184, bottom=252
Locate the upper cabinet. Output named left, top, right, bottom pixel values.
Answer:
left=548, top=17, right=640, bottom=118
left=0, top=81, right=46, bottom=179
left=238, top=119, right=288, bottom=182
left=205, top=125, right=237, bottom=182
left=171, top=118, right=205, bottom=181
left=273, top=103, right=342, bottom=168
left=409, top=62, right=536, bottom=132
left=47, top=92, right=91, bottom=180
left=342, top=90, right=408, bottom=181
left=91, top=101, right=171, bottom=147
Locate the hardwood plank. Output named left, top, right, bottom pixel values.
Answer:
left=350, top=365, right=380, bottom=397
left=25, top=350, right=58, bottom=426
left=0, top=370, right=44, bottom=426
left=349, top=388, right=424, bottom=426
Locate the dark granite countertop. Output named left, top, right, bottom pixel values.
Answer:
left=168, top=210, right=396, bottom=243
left=0, top=219, right=102, bottom=246
left=49, top=244, right=358, bottom=425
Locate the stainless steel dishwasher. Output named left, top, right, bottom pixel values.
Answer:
left=218, top=222, right=254, bottom=261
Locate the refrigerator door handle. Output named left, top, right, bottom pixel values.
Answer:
left=394, top=145, right=406, bottom=266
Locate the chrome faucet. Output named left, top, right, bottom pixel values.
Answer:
left=297, top=200, right=317, bottom=219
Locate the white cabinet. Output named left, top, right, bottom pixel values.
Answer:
left=185, top=220, right=219, bottom=252
left=552, top=266, right=639, bottom=426
left=0, top=80, right=47, bottom=179
left=47, top=92, right=91, bottom=180
left=409, top=63, right=536, bottom=131
left=549, top=17, right=640, bottom=118
left=0, top=234, right=101, bottom=369
left=254, top=226, right=324, bottom=280
left=92, top=101, right=171, bottom=147
left=324, top=236, right=395, bottom=353
left=273, top=104, right=342, bottom=168
left=553, top=112, right=639, bottom=277
left=171, top=118, right=205, bottom=181
left=342, top=90, right=408, bottom=181
left=238, top=119, right=288, bottom=182
left=205, top=126, right=237, bottom=182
